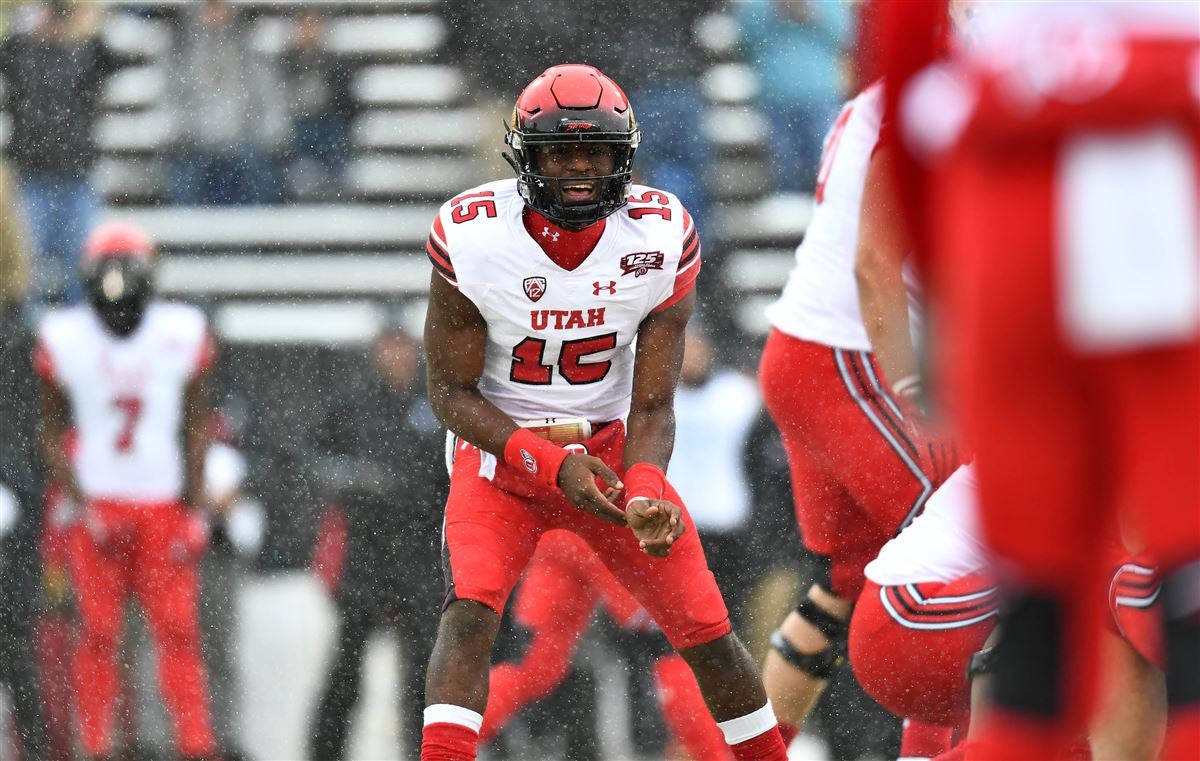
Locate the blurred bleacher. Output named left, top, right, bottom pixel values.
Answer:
left=1, top=0, right=814, bottom=346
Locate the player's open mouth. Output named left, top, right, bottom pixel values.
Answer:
left=560, top=182, right=597, bottom=203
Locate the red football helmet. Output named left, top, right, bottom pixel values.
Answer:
left=80, top=221, right=156, bottom=337
left=505, top=64, right=640, bottom=228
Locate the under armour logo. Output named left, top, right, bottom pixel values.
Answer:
left=541, top=227, right=560, bottom=242
left=592, top=281, right=617, bottom=295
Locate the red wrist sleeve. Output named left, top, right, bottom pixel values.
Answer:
left=504, top=428, right=570, bottom=488
left=624, top=462, right=667, bottom=503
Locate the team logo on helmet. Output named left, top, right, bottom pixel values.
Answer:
left=523, top=276, right=547, bottom=302
left=619, top=251, right=665, bottom=278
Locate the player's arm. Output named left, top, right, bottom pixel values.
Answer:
left=424, top=271, right=625, bottom=524
left=623, top=288, right=696, bottom=556
left=625, top=289, right=694, bottom=471
left=425, top=270, right=519, bottom=454
left=854, top=145, right=918, bottom=392
left=38, top=378, right=84, bottom=505
left=181, top=364, right=212, bottom=511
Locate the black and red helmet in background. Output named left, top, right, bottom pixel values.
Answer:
left=505, top=64, right=641, bottom=228
left=81, top=221, right=156, bottom=337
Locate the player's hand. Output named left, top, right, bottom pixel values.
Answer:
left=626, top=498, right=685, bottom=557
left=557, top=454, right=627, bottom=526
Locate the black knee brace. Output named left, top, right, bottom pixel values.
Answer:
left=769, top=597, right=848, bottom=680
left=989, top=594, right=1062, bottom=717
left=967, top=645, right=996, bottom=681
left=1164, top=564, right=1200, bottom=708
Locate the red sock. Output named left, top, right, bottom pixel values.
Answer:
left=900, top=719, right=954, bottom=759
left=421, top=722, right=478, bottom=761
left=653, top=654, right=734, bottom=760
left=777, top=722, right=799, bottom=749
left=1162, top=706, right=1200, bottom=761
left=729, top=726, right=789, bottom=761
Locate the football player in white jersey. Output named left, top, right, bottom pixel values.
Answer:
left=36, top=222, right=218, bottom=760
left=418, top=64, right=789, bottom=761
left=755, top=81, right=960, bottom=749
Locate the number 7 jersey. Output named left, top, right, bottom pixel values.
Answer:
left=35, top=302, right=215, bottom=503
left=427, top=179, right=700, bottom=423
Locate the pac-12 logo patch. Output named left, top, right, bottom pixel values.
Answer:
left=523, top=276, right=547, bottom=302
left=620, top=251, right=665, bottom=277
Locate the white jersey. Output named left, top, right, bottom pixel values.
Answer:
left=766, top=84, right=884, bottom=350
left=427, top=179, right=699, bottom=424
left=865, top=464, right=991, bottom=585
left=36, top=302, right=214, bottom=503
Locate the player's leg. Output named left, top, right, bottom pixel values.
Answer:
left=759, top=333, right=951, bottom=744
left=580, top=484, right=788, bottom=761
left=652, top=650, right=735, bottom=761
left=308, top=598, right=375, bottom=761
left=763, top=578, right=852, bottom=746
left=422, top=445, right=542, bottom=761
left=1106, top=345, right=1200, bottom=761
left=479, top=532, right=600, bottom=741
left=132, top=505, right=216, bottom=759
left=1090, top=628, right=1167, bottom=760
left=65, top=511, right=129, bottom=759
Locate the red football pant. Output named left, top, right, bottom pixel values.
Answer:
left=442, top=423, right=730, bottom=651
left=760, top=331, right=959, bottom=598
left=67, top=501, right=216, bottom=757
left=850, top=577, right=998, bottom=729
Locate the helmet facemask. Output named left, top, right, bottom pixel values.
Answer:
left=506, top=126, right=639, bottom=229
left=83, top=256, right=154, bottom=337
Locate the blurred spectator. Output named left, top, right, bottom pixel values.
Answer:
left=737, top=0, right=851, bottom=191
left=0, top=2, right=139, bottom=304
left=446, top=0, right=715, bottom=221
left=0, top=480, right=49, bottom=761
left=592, top=0, right=718, bottom=229
left=165, top=0, right=287, bottom=205
left=667, top=326, right=761, bottom=628
left=306, top=327, right=447, bottom=761
left=281, top=10, right=355, bottom=201
left=0, top=159, right=31, bottom=317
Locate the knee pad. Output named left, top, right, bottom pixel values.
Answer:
left=989, top=595, right=1062, bottom=717
left=769, top=597, right=849, bottom=680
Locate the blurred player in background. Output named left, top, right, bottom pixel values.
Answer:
left=869, top=1, right=1200, bottom=757
left=36, top=221, right=218, bottom=761
left=420, top=63, right=788, bottom=761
